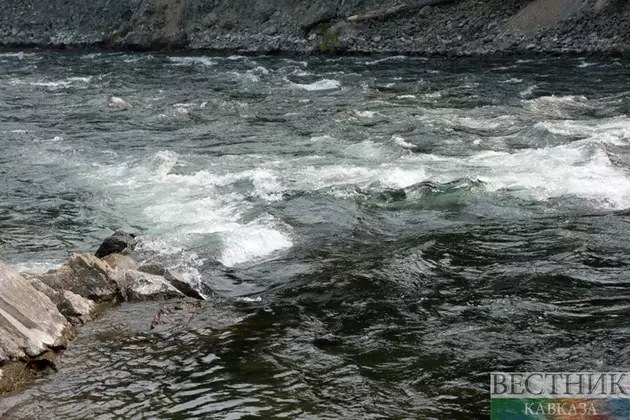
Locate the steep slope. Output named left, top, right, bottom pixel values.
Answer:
left=0, top=0, right=629, bottom=55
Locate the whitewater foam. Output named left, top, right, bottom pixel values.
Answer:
left=365, top=56, right=409, bottom=66
left=354, top=110, right=378, bottom=118
left=9, top=76, right=92, bottom=89
left=292, top=79, right=341, bottom=91
left=84, top=151, right=294, bottom=267
left=392, top=135, right=415, bottom=149
left=168, top=56, right=216, bottom=66
left=524, top=95, right=591, bottom=117
left=219, top=216, right=292, bottom=266
left=107, top=96, right=131, bottom=109
left=0, top=52, right=35, bottom=59
left=14, top=261, right=61, bottom=274
left=536, top=117, right=630, bottom=145
left=519, top=85, right=537, bottom=98
left=465, top=143, right=630, bottom=208
left=500, top=78, right=523, bottom=84
left=418, top=110, right=517, bottom=132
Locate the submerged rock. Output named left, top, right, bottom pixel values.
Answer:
left=94, top=230, right=137, bottom=259
left=0, top=264, right=73, bottom=364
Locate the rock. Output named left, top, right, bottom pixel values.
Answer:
left=419, top=6, right=433, bottom=17
left=165, top=30, right=188, bottom=48
left=263, top=25, right=278, bottom=36
left=0, top=264, right=73, bottom=364
left=23, top=272, right=98, bottom=325
left=21, top=272, right=60, bottom=303
left=57, top=291, right=96, bottom=326
left=139, top=264, right=206, bottom=299
left=102, top=253, right=139, bottom=271
left=119, top=31, right=153, bottom=50
left=164, top=269, right=205, bottom=300
left=94, top=230, right=137, bottom=259
left=298, top=2, right=338, bottom=31
left=124, top=270, right=185, bottom=301
left=138, top=263, right=165, bottom=276
left=39, top=253, right=123, bottom=302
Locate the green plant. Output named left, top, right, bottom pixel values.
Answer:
left=319, top=27, right=342, bottom=53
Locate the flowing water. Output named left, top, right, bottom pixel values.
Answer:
left=1, top=51, right=630, bottom=418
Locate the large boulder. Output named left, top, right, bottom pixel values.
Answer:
left=94, top=230, right=137, bottom=259
left=0, top=264, right=73, bottom=364
left=38, top=254, right=124, bottom=302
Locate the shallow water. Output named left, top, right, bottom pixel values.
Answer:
left=1, top=51, right=630, bottom=418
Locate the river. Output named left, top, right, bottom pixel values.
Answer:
left=1, top=51, right=630, bottom=418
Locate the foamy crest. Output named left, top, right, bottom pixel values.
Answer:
left=535, top=117, right=630, bottom=145
left=293, top=79, right=341, bottom=91
left=14, top=261, right=61, bottom=274
left=294, top=164, right=428, bottom=191
left=237, top=296, right=262, bottom=303
left=354, top=110, right=378, bottom=118
left=9, top=76, right=92, bottom=90
left=250, top=169, right=284, bottom=201
left=219, top=217, right=292, bottom=266
left=151, top=150, right=179, bottom=177
left=467, top=143, right=630, bottom=208
left=365, top=56, right=409, bottom=66
left=86, top=151, right=293, bottom=267
left=524, top=95, right=591, bottom=117
left=168, top=56, right=216, bottom=66
left=106, top=96, right=131, bottom=109
left=519, top=85, right=537, bottom=98
left=0, top=52, right=36, bottom=59
left=392, top=135, right=414, bottom=149
left=418, top=110, right=517, bottom=131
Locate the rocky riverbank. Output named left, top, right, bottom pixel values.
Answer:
left=0, top=0, right=629, bottom=56
left=0, top=231, right=206, bottom=394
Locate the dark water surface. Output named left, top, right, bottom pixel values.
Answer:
left=1, top=52, right=630, bottom=418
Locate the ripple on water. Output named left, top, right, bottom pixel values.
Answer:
left=2, top=53, right=630, bottom=419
